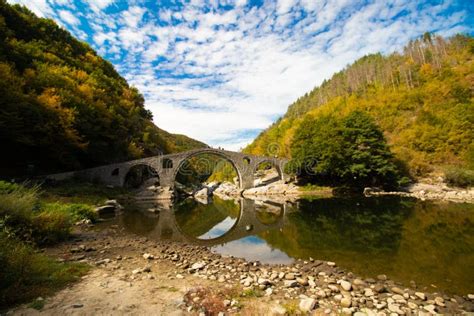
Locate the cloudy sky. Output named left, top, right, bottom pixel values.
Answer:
left=8, top=0, right=473, bottom=150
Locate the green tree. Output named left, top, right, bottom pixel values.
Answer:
left=291, top=111, right=404, bottom=189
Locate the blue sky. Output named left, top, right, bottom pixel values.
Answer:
left=8, top=0, right=473, bottom=150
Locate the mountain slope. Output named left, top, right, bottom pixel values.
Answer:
left=245, top=34, right=474, bottom=178
left=0, top=1, right=205, bottom=176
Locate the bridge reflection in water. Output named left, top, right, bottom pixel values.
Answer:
left=118, top=197, right=292, bottom=250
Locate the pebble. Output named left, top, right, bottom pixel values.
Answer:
left=353, top=279, right=365, bottom=286
left=434, top=297, right=445, bottom=307
left=341, top=297, right=351, bottom=308
left=258, top=278, right=271, bottom=285
left=72, top=303, right=83, bottom=308
left=388, top=303, right=403, bottom=314
left=391, top=287, right=404, bottom=295
left=364, top=288, right=375, bottom=297
left=340, top=280, right=352, bottom=291
left=265, top=287, right=273, bottom=296
left=374, top=284, right=385, bottom=293
left=284, top=280, right=298, bottom=288
left=285, top=273, right=295, bottom=280
left=415, top=292, right=426, bottom=301
left=377, top=274, right=387, bottom=281
left=392, top=294, right=404, bottom=301
left=296, top=277, right=308, bottom=286
left=191, top=261, right=206, bottom=271
left=423, top=304, right=436, bottom=313
left=299, top=298, right=317, bottom=312
left=143, top=253, right=154, bottom=260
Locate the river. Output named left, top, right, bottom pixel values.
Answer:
left=109, top=195, right=474, bottom=296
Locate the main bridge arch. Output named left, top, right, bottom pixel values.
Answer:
left=169, top=149, right=244, bottom=189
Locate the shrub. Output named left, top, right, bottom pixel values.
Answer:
left=445, top=167, right=474, bottom=188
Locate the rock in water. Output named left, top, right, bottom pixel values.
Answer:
left=194, top=187, right=209, bottom=198
left=95, top=205, right=116, bottom=216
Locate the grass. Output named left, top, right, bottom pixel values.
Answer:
left=28, top=298, right=45, bottom=310
left=0, top=231, right=89, bottom=309
left=0, top=181, right=99, bottom=246
left=0, top=180, right=99, bottom=310
left=240, top=288, right=263, bottom=298
left=281, top=301, right=301, bottom=315
left=298, top=183, right=333, bottom=192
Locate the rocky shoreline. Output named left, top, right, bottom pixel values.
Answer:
left=9, top=218, right=474, bottom=315
left=133, top=170, right=474, bottom=205
left=364, top=182, right=474, bottom=203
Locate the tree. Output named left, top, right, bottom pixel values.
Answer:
left=290, top=111, right=404, bottom=189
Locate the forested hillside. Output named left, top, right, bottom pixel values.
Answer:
left=245, top=34, right=473, bottom=180
left=0, top=1, right=205, bottom=176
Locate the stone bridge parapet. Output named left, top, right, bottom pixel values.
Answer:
left=45, top=148, right=290, bottom=190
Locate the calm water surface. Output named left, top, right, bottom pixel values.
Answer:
left=115, top=196, right=474, bottom=295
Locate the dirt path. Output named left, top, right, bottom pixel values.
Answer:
left=8, top=225, right=274, bottom=316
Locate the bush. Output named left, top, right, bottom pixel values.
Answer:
left=445, top=167, right=474, bottom=188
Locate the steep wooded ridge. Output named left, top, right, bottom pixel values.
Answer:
left=0, top=1, right=205, bottom=176
left=245, top=34, right=474, bottom=178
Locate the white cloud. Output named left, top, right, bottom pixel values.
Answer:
left=89, top=0, right=115, bottom=12
left=58, top=9, right=80, bottom=26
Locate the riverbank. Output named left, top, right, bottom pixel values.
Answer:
left=364, top=182, right=474, bottom=203
left=8, top=216, right=474, bottom=315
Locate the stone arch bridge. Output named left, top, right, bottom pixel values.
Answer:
left=46, top=148, right=289, bottom=190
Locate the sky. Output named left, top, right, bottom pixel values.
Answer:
left=7, top=0, right=473, bottom=150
